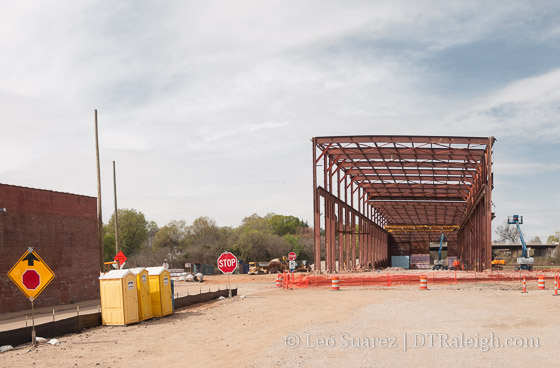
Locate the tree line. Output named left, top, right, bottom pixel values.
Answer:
left=103, top=209, right=313, bottom=268
left=495, top=221, right=559, bottom=244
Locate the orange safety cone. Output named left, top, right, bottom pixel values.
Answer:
left=522, top=275, right=528, bottom=293
left=419, top=275, right=428, bottom=290
left=554, top=278, right=558, bottom=296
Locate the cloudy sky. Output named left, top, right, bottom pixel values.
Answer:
left=1, top=1, right=559, bottom=241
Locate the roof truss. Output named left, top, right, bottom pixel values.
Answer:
left=315, top=135, right=494, bottom=241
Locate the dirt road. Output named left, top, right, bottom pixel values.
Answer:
left=1, top=275, right=559, bottom=367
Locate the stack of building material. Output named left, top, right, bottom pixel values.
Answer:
left=411, top=254, right=430, bottom=269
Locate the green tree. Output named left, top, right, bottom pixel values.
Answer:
left=106, top=209, right=149, bottom=256
left=152, top=220, right=188, bottom=251
left=547, top=232, right=560, bottom=244
left=284, top=234, right=314, bottom=262
left=146, top=220, right=159, bottom=248
left=102, top=225, right=116, bottom=262
left=232, top=213, right=312, bottom=261
left=235, top=230, right=276, bottom=261
left=185, top=217, right=233, bottom=263
left=268, top=214, right=307, bottom=236
left=239, top=213, right=272, bottom=233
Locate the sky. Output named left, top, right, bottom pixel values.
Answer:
left=1, top=1, right=559, bottom=241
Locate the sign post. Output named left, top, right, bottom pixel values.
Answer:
left=289, top=260, right=296, bottom=272
left=217, top=252, right=237, bottom=298
left=7, top=247, right=55, bottom=346
left=288, top=252, right=297, bottom=272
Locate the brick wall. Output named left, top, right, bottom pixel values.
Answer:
left=0, top=184, right=99, bottom=313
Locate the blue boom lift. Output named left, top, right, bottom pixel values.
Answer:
left=432, top=233, right=448, bottom=270
left=508, top=215, right=534, bottom=271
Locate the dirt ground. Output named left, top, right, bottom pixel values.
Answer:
left=2, top=273, right=559, bottom=367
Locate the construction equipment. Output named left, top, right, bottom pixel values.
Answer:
left=432, top=233, right=449, bottom=270
left=248, top=262, right=269, bottom=275
left=267, top=258, right=287, bottom=274
left=451, top=259, right=463, bottom=270
left=294, top=260, right=310, bottom=273
left=491, top=256, right=506, bottom=270
left=102, top=261, right=119, bottom=273
left=508, top=215, right=534, bottom=271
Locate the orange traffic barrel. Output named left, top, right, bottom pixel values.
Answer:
left=332, top=276, right=340, bottom=291
left=538, top=276, right=545, bottom=290
left=419, top=275, right=428, bottom=290
left=276, top=275, right=284, bottom=288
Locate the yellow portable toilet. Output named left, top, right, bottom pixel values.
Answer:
left=98, top=269, right=139, bottom=325
left=146, top=266, right=173, bottom=317
left=130, top=267, right=153, bottom=321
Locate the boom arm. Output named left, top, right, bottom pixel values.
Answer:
left=508, top=215, right=527, bottom=258
left=438, top=233, right=444, bottom=261
left=515, top=222, right=528, bottom=258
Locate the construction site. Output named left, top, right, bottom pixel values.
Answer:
left=1, top=135, right=559, bottom=367
left=311, top=135, right=495, bottom=272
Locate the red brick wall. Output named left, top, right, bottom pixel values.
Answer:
left=0, top=184, right=99, bottom=313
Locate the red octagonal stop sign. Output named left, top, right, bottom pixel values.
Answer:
left=22, top=269, right=41, bottom=290
left=217, top=252, right=237, bottom=274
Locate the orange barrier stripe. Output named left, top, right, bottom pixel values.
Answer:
left=281, top=271, right=560, bottom=289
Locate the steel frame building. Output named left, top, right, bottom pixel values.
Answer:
left=312, top=136, right=495, bottom=272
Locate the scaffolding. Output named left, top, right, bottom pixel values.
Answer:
left=312, top=135, right=495, bottom=272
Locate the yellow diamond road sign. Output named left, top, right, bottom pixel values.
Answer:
left=7, top=247, right=55, bottom=301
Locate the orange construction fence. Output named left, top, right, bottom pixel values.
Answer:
left=279, top=270, right=560, bottom=289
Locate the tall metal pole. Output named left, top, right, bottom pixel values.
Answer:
left=113, top=160, right=119, bottom=255
left=95, top=110, right=103, bottom=270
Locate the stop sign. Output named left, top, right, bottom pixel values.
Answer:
left=288, top=252, right=296, bottom=261
left=22, top=269, right=40, bottom=290
left=217, top=252, right=237, bottom=274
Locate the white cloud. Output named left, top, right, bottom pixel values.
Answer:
left=0, top=0, right=559, bottom=233
left=446, top=68, right=560, bottom=141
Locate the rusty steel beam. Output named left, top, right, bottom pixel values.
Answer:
left=344, top=167, right=477, bottom=176
left=317, top=187, right=385, bottom=231
left=351, top=175, right=476, bottom=184
left=312, top=138, right=321, bottom=272
left=316, top=135, right=491, bottom=145
left=337, top=160, right=481, bottom=170
left=326, top=148, right=486, bottom=161
left=385, top=224, right=460, bottom=232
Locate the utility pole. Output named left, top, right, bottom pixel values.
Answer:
left=113, top=160, right=119, bottom=255
left=95, top=110, right=103, bottom=270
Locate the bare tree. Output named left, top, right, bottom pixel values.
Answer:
left=495, top=221, right=520, bottom=243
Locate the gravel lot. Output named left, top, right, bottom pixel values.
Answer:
left=1, top=274, right=558, bottom=367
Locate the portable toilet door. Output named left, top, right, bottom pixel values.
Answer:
left=99, top=270, right=139, bottom=325
left=130, top=267, right=153, bottom=321
left=146, top=266, right=173, bottom=317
